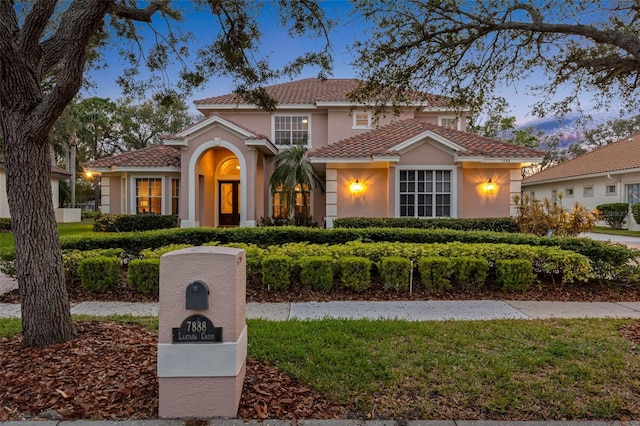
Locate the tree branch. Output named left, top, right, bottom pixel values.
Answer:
left=109, top=0, right=171, bottom=22
left=18, top=0, right=56, bottom=60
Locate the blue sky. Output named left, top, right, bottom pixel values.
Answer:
left=81, top=1, right=575, bottom=126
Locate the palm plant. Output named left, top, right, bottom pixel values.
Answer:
left=269, top=145, right=324, bottom=221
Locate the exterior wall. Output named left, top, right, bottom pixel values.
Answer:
left=326, top=109, right=415, bottom=146
left=396, top=141, right=455, bottom=166
left=336, top=167, right=389, bottom=219
left=521, top=173, right=640, bottom=210
left=460, top=165, right=515, bottom=218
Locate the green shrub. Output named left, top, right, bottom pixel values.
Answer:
left=333, top=217, right=519, bottom=233
left=339, top=256, right=372, bottom=292
left=261, top=255, right=292, bottom=291
left=62, top=248, right=124, bottom=283
left=127, top=259, right=160, bottom=295
left=81, top=210, right=101, bottom=221
left=596, top=203, right=629, bottom=229
left=94, top=214, right=179, bottom=232
left=216, top=242, right=265, bottom=280
left=77, top=256, right=121, bottom=292
left=140, top=244, right=194, bottom=259
left=0, top=218, right=11, bottom=230
left=379, top=256, right=411, bottom=291
left=632, top=203, right=640, bottom=224
left=452, top=256, right=489, bottom=291
left=298, top=256, right=334, bottom=292
left=418, top=257, right=453, bottom=292
left=496, top=259, right=535, bottom=293
left=260, top=215, right=318, bottom=227
left=56, top=225, right=637, bottom=274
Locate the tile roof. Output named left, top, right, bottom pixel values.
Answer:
left=194, top=78, right=451, bottom=107
left=82, top=145, right=181, bottom=169
left=310, top=119, right=545, bottom=160
left=522, top=132, right=640, bottom=184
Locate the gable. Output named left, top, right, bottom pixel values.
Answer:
left=396, top=139, right=455, bottom=166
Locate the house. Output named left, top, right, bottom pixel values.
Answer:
left=0, top=155, right=80, bottom=222
left=82, top=78, right=544, bottom=228
left=521, top=132, right=640, bottom=229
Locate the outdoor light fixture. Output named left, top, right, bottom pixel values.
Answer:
left=483, top=178, right=496, bottom=194
left=349, top=179, right=364, bottom=196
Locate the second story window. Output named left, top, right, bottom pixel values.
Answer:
left=353, top=111, right=371, bottom=129
left=274, top=115, right=310, bottom=146
left=439, top=117, right=459, bottom=130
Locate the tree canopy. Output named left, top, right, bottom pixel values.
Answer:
left=0, top=0, right=333, bottom=347
left=350, top=1, right=640, bottom=118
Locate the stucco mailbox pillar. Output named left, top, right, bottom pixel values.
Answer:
left=157, top=246, right=246, bottom=418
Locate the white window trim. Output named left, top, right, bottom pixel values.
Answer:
left=271, top=114, right=312, bottom=148
left=171, top=178, right=180, bottom=215
left=606, top=184, right=617, bottom=196
left=130, top=176, right=166, bottom=215
left=439, top=116, right=461, bottom=131
left=583, top=185, right=594, bottom=197
left=395, top=165, right=457, bottom=218
left=352, top=111, right=372, bottom=129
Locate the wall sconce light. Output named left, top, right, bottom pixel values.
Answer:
left=483, top=178, right=496, bottom=194
left=349, top=179, right=365, bottom=197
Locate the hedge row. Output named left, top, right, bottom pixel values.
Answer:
left=41, top=226, right=636, bottom=268
left=129, top=251, right=539, bottom=295
left=333, top=217, right=519, bottom=233
left=93, top=214, right=179, bottom=232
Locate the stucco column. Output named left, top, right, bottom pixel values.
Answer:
left=387, top=164, right=396, bottom=217
left=325, top=168, right=338, bottom=228
left=243, top=147, right=257, bottom=227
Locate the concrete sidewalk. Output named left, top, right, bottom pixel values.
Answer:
left=3, top=299, right=640, bottom=321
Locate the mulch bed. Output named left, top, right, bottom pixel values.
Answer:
left=3, top=275, right=640, bottom=304
left=0, top=321, right=352, bottom=422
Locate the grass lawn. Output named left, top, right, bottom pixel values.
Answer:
left=593, top=226, right=640, bottom=238
left=0, top=221, right=95, bottom=249
left=2, top=316, right=639, bottom=420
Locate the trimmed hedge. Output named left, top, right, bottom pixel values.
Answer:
left=333, top=217, right=519, bottom=233
left=46, top=226, right=637, bottom=271
left=94, top=214, right=179, bottom=232
left=77, top=256, right=121, bottom=292
left=379, top=257, right=411, bottom=291
left=127, top=259, right=160, bottom=295
left=62, top=248, right=124, bottom=283
left=339, top=256, right=372, bottom=292
left=633, top=204, right=640, bottom=224
left=596, top=203, right=629, bottom=229
left=496, top=259, right=535, bottom=293
left=261, top=255, right=292, bottom=291
left=298, top=256, right=334, bottom=292
left=418, top=257, right=453, bottom=292
left=452, top=256, right=489, bottom=291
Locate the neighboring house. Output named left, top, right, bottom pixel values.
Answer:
left=0, top=155, right=78, bottom=222
left=521, top=132, right=640, bottom=229
left=82, top=78, right=544, bottom=228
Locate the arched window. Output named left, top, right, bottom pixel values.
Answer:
left=218, top=157, right=240, bottom=176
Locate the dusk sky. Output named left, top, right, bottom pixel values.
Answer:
left=81, top=1, right=595, bottom=126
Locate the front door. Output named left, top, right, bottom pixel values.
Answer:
left=219, top=181, right=240, bottom=226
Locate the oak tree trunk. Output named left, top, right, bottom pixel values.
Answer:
left=3, top=117, right=75, bottom=347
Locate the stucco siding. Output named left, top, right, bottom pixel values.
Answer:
left=461, top=167, right=513, bottom=218
left=336, top=167, right=389, bottom=218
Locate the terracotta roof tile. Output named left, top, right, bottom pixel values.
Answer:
left=310, top=119, right=545, bottom=160
left=82, top=145, right=181, bottom=169
left=194, top=78, right=451, bottom=107
left=523, top=132, right=640, bottom=184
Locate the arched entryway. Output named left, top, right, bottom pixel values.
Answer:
left=189, top=143, right=246, bottom=228
left=217, top=157, right=241, bottom=226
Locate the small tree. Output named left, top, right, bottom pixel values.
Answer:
left=596, top=203, right=629, bottom=230
left=269, top=145, right=324, bottom=222
left=513, top=194, right=598, bottom=237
